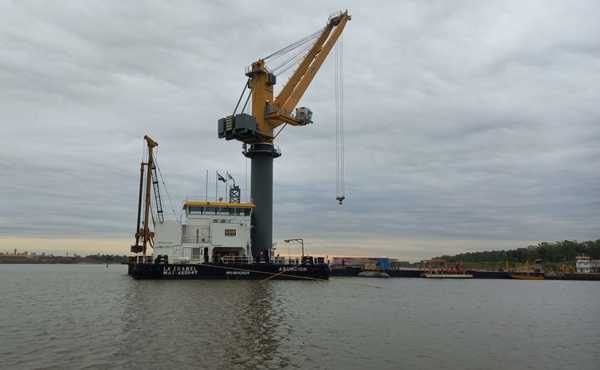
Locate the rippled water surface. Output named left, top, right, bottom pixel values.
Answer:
left=1, top=264, right=599, bottom=369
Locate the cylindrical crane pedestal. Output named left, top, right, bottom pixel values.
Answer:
left=244, top=143, right=281, bottom=262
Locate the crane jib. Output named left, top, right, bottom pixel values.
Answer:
left=217, top=11, right=350, bottom=143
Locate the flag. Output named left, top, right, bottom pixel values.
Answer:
left=216, top=171, right=226, bottom=183
left=226, top=171, right=235, bottom=185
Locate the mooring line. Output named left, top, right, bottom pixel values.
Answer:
left=259, top=269, right=289, bottom=282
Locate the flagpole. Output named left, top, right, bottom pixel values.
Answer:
left=216, top=172, right=228, bottom=202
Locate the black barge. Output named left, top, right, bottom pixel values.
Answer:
left=128, top=256, right=330, bottom=280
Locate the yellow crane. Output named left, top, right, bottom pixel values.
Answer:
left=218, top=11, right=350, bottom=262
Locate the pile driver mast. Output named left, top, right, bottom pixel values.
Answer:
left=131, top=135, right=164, bottom=258
left=218, top=11, right=350, bottom=262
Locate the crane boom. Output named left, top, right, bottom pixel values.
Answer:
left=270, top=12, right=350, bottom=129
left=273, top=25, right=333, bottom=111
left=218, top=11, right=350, bottom=144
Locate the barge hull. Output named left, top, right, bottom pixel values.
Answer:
left=544, top=272, right=600, bottom=281
left=386, top=269, right=424, bottom=278
left=468, top=270, right=511, bottom=279
left=129, top=263, right=330, bottom=280
left=331, top=266, right=361, bottom=276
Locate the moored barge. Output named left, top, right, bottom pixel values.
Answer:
left=129, top=258, right=330, bottom=280
left=544, top=272, right=600, bottom=281
left=468, top=270, right=511, bottom=279
left=128, top=135, right=329, bottom=280
left=128, top=198, right=330, bottom=280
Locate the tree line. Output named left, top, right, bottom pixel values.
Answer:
left=437, top=240, right=600, bottom=264
left=81, top=254, right=128, bottom=263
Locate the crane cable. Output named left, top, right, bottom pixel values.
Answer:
left=152, top=149, right=178, bottom=219
left=232, top=78, right=250, bottom=116
left=263, top=28, right=322, bottom=62
left=265, top=28, right=324, bottom=80
left=335, top=36, right=346, bottom=205
left=271, top=40, right=315, bottom=76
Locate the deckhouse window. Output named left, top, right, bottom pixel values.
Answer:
left=189, top=206, right=205, bottom=214
left=225, top=229, right=236, bottom=237
left=187, top=205, right=251, bottom=216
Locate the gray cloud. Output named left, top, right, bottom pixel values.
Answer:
left=1, top=1, right=599, bottom=257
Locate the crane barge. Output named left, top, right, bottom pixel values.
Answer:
left=128, top=11, right=350, bottom=280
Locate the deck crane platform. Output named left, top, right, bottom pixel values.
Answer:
left=218, top=11, right=350, bottom=262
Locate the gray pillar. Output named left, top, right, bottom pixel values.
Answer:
left=244, top=144, right=281, bottom=262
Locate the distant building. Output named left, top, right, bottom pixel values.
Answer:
left=576, top=256, right=600, bottom=273
left=331, top=256, right=396, bottom=270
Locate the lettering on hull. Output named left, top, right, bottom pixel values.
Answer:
left=226, top=270, right=250, bottom=276
left=278, top=266, right=308, bottom=272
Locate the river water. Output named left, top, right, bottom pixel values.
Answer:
left=1, top=264, right=599, bottom=369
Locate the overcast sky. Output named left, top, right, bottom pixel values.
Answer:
left=1, top=1, right=599, bottom=259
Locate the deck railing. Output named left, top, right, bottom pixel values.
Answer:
left=220, top=256, right=254, bottom=264
left=217, top=256, right=324, bottom=265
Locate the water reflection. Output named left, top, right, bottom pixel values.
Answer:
left=117, top=280, right=291, bottom=369
left=229, top=282, right=291, bottom=369
left=4, top=266, right=597, bottom=370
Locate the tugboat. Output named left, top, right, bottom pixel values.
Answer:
left=510, top=259, right=545, bottom=280
left=510, top=273, right=544, bottom=280
left=128, top=136, right=329, bottom=280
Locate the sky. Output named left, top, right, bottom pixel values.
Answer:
left=1, top=1, right=599, bottom=260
